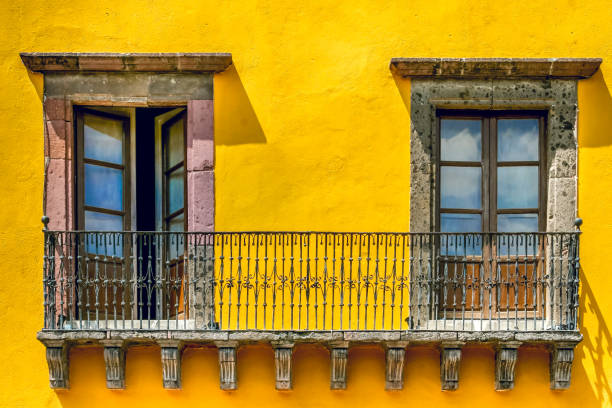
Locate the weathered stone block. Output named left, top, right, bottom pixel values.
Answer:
left=385, top=347, right=406, bottom=390
left=274, top=346, right=294, bottom=390
left=330, top=347, right=348, bottom=390
left=550, top=343, right=576, bottom=390
left=495, top=342, right=521, bottom=391
left=440, top=342, right=463, bottom=391
left=101, top=340, right=126, bottom=389
left=217, top=345, right=237, bottom=390
left=187, top=170, right=214, bottom=232
left=187, top=100, right=214, bottom=171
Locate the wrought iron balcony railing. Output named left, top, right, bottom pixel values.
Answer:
left=42, top=230, right=580, bottom=332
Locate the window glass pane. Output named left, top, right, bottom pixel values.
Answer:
left=166, top=117, right=184, bottom=168
left=441, top=119, right=481, bottom=161
left=84, top=113, right=123, bottom=164
left=441, top=213, right=482, bottom=232
left=84, top=211, right=123, bottom=256
left=168, top=167, right=184, bottom=215
left=497, top=214, right=538, bottom=232
left=84, top=164, right=123, bottom=211
left=441, top=166, right=481, bottom=209
left=168, top=214, right=184, bottom=259
left=497, top=214, right=539, bottom=256
left=169, top=213, right=184, bottom=232
left=441, top=213, right=482, bottom=256
left=498, top=119, right=539, bottom=161
left=497, top=166, right=538, bottom=209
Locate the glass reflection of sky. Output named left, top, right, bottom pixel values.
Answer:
left=83, top=114, right=123, bottom=165
left=497, top=214, right=538, bottom=232
left=497, top=166, right=538, bottom=209
left=84, top=211, right=123, bottom=256
left=441, top=213, right=482, bottom=255
left=441, top=166, right=481, bottom=209
left=168, top=169, right=184, bottom=214
left=167, top=119, right=184, bottom=168
left=441, top=120, right=481, bottom=161
left=498, top=119, right=539, bottom=161
left=168, top=214, right=185, bottom=259
left=84, top=164, right=123, bottom=211
left=497, top=214, right=539, bottom=256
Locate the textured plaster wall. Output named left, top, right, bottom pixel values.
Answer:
left=0, top=0, right=611, bottom=407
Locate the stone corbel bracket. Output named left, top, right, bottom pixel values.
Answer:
left=328, top=341, right=349, bottom=390
left=158, top=340, right=184, bottom=389
left=42, top=340, right=70, bottom=389
left=384, top=341, right=409, bottom=390
left=550, top=342, right=578, bottom=390
left=440, top=341, right=464, bottom=391
left=495, top=341, right=521, bottom=391
left=215, top=341, right=238, bottom=390
left=100, top=340, right=126, bottom=389
left=273, top=342, right=294, bottom=390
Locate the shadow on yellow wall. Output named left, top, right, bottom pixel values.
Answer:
left=215, top=65, right=266, bottom=146
left=578, top=70, right=612, bottom=149
left=579, top=275, right=612, bottom=403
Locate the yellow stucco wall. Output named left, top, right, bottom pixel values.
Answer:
left=1, top=0, right=612, bottom=406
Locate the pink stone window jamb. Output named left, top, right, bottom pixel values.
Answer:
left=43, top=98, right=215, bottom=232
left=186, top=100, right=214, bottom=232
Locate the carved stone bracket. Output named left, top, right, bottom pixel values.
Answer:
left=216, top=341, right=238, bottom=390
left=44, top=341, right=69, bottom=389
left=550, top=342, right=577, bottom=390
left=158, top=340, right=184, bottom=389
left=329, top=341, right=349, bottom=390
left=440, top=342, right=464, bottom=391
left=385, top=341, right=408, bottom=390
left=273, top=343, right=294, bottom=390
left=101, top=340, right=126, bottom=389
left=495, top=341, right=521, bottom=391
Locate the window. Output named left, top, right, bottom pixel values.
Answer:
left=75, top=106, right=189, bottom=320
left=436, top=111, right=547, bottom=317
left=76, top=107, right=187, bottom=236
left=438, top=111, right=546, bottom=235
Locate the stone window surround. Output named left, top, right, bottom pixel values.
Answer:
left=409, top=77, right=578, bottom=233
left=21, top=52, right=233, bottom=232
left=390, top=58, right=603, bottom=233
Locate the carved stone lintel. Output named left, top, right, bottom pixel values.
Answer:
left=440, top=342, right=464, bottom=391
left=330, top=345, right=348, bottom=390
left=159, top=341, right=183, bottom=389
left=273, top=344, right=294, bottom=390
left=45, top=342, right=69, bottom=389
left=495, top=341, right=521, bottom=391
left=385, top=342, right=407, bottom=390
left=216, top=342, right=238, bottom=390
left=100, top=340, right=126, bottom=389
left=550, top=342, right=576, bottom=390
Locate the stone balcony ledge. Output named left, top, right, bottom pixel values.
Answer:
left=38, top=329, right=581, bottom=392
left=37, top=329, right=582, bottom=346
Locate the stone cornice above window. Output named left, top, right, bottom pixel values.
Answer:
left=390, top=58, right=602, bottom=79
left=20, top=52, right=233, bottom=73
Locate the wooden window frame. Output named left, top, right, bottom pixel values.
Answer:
left=435, top=110, right=547, bottom=319
left=161, top=112, right=188, bottom=232
left=75, top=108, right=132, bottom=232
left=435, top=110, right=548, bottom=233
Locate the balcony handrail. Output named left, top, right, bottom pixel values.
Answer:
left=42, top=225, right=581, bottom=333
